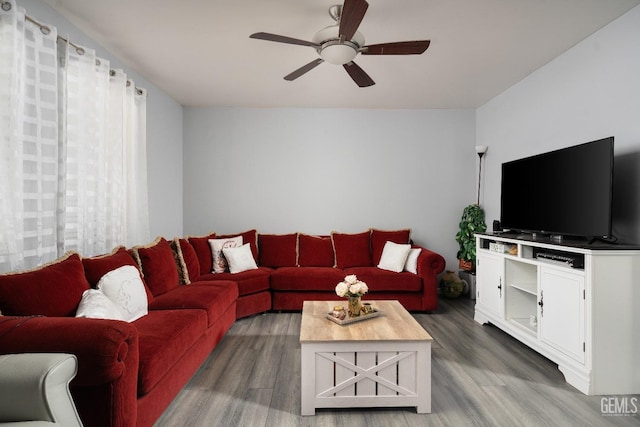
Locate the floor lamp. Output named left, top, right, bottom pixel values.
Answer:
left=475, top=145, right=488, bottom=205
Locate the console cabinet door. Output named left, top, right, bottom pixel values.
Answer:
left=476, top=252, right=504, bottom=317
left=539, top=267, right=585, bottom=364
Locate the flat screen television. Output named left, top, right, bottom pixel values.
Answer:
left=500, top=137, right=614, bottom=240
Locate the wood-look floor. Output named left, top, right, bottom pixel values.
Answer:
left=155, top=298, right=639, bottom=427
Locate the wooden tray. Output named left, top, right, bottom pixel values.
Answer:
left=326, top=309, right=381, bottom=326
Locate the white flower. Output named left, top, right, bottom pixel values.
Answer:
left=349, top=283, right=361, bottom=295
left=335, top=282, right=349, bottom=297
left=359, top=281, right=368, bottom=294
left=336, top=275, right=369, bottom=297
left=349, top=282, right=368, bottom=296
left=344, top=274, right=358, bottom=284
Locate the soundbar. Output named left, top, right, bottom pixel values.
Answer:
left=536, top=252, right=584, bottom=269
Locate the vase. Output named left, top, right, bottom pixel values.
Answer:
left=348, top=296, right=362, bottom=317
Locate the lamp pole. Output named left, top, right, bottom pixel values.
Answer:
left=475, top=146, right=488, bottom=205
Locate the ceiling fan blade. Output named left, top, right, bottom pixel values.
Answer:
left=343, top=61, right=375, bottom=87
left=250, top=32, right=319, bottom=48
left=284, top=58, right=324, bottom=81
left=339, top=0, right=369, bottom=41
left=362, top=40, right=431, bottom=55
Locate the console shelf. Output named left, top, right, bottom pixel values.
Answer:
left=509, top=282, right=536, bottom=295
left=474, top=233, right=640, bottom=395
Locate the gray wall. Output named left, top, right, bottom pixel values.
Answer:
left=20, top=0, right=185, bottom=241
left=21, top=1, right=640, bottom=265
left=476, top=5, right=640, bottom=244
left=183, top=107, right=476, bottom=268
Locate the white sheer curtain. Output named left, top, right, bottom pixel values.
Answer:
left=0, top=2, right=59, bottom=272
left=0, top=0, right=149, bottom=272
left=108, top=69, right=149, bottom=248
left=124, top=79, right=149, bottom=247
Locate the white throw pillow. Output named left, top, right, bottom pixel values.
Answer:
left=223, top=243, right=258, bottom=274
left=209, top=236, right=243, bottom=273
left=75, top=289, right=127, bottom=321
left=97, top=265, right=149, bottom=322
left=377, top=241, right=412, bottom=273
left=404, top=248, right=421, bottom=274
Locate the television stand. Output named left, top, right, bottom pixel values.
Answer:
left=548, top=234, right=564, bottom=243
left=474, top=233, right=640, bottom=395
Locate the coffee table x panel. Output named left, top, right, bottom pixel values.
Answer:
left=300, top=300, right=432, bottom=416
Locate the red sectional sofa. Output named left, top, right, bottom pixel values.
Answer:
left=181, top=229, right=445, bottom=314
left=0, top=228, right=445, bottom=427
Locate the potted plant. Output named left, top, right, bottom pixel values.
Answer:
left=455, top=203, right=487, bottom=271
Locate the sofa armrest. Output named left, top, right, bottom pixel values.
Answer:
left=413, top=245, right=446, bottom=311
left=0, top=353, right=82, bottom=426
left=0, top=316, right=138, bottom=386
left=415, top=246, right=446, bottom=276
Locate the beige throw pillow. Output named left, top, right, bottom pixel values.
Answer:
left=208, top=236, right=243, bottom=273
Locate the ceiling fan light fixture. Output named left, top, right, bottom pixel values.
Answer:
left=250, top=0, right=430, bottom=87
left=319, top=40, right=358, bottom=65
left=312, top=25, right=365, bottom=65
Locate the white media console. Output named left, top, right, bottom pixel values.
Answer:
left=474, top=233, right=640, bottom=395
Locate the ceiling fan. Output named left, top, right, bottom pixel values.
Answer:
left=249, top=0, right=431, bottom=87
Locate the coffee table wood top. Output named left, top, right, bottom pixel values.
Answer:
left=300, top=300, right=432, bottom=343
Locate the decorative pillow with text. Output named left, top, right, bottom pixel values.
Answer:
left=209, top=236, right=243, bottom=273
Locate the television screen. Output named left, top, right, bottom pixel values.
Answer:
left=500, top=137, right=614, bottom=239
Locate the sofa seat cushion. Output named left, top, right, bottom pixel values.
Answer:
left=270, top=267, right=345, bottom=292
left=148, top=281, right=238, bottom=327
left=343, top=267, right=422, bottom=292
left=134, top=309, right=207, bottom=395
left=198, top=267, right=272, bottom=296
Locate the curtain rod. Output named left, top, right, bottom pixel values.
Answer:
left=24, top=14, right=87, bottom=55
left=2, top=1, right=145, bottom=95
left=1, top=1, right=83, bottom=54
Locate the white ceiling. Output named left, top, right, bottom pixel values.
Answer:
left=41, top=0, right=639, bottom=109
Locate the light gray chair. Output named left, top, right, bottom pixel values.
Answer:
left=0, top=353, right=83, bottom=427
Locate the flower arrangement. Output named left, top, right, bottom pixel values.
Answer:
left=335, top=274, right=369, bottom=298
left=336, top=275, right=369, bottom=317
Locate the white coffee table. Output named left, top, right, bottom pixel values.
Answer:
left=300, top=300, right=432, bottom=416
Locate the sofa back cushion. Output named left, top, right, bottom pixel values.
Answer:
left=331, top=231, right=372, bottom=268
left=82, top=246, right=139, bottom=286
left=132, top=237, right=180, bottom=296
left=0, top=252, right=90, bottom=316
left=82, top=246, right=153, bottom=303
left=170, top=238, right=200, bottom=284
left=258, top=233, right=298, bottom=268
left=370, top=228, right=411, bottom=265
left=297, top=234, right=335, bottom=267
left=187, top=231, right=216, bottom=275
left=217, top=230, right=259, bottom=261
